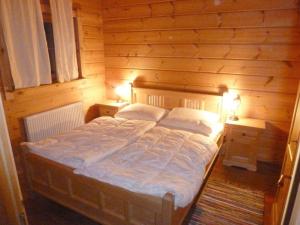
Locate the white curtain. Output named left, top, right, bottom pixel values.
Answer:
left=50, top=0, right=79, bottom=83
left=0, top=0, right=52, bottom=89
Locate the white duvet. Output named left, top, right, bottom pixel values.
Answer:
left=75, top=126, right=218, bottom=208
left=23, top=117, right=156, bottom=168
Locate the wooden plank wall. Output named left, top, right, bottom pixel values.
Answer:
left=0, top=0, right=105, bottom=194
left=102, top=0, right=300, bottom=164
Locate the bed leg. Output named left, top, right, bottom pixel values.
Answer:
left=162, top=193, right=174, bottom=225
left=21, top=146, right=34, bottom=197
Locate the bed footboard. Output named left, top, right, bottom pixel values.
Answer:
left=22, top=148, right=176, bottom=225
left=22, top=133, right=223, bottom=225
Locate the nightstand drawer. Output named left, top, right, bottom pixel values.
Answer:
left=227, top=141, right=254, bottom=158
left=98, top=100, right=129, bottom=117
left=229, top=136, right=256, bottom=145
left=99, top=106, right=117, bottom=117
left=231, top=128, right=259, bottom=138
left=230, top=130, right=257, bottom=144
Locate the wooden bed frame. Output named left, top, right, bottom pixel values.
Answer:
left=22, top=88, right=225, bottom=225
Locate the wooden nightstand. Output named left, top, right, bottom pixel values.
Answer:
left=98, top=100, right=129, bottom=117
left=223, top=118, right=266, bottom=171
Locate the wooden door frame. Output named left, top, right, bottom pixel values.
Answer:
left=289, top=185, right=300, bottom=224
left=282, top=136, right=300, bottom=225
left=0, top=93, right=27, bottom=225
left=281, top=82, right=300, bottom=225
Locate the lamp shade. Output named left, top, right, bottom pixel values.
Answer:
left=114, top=84, right=131, bottom=101
left=224, top=92, right=241, bottom=121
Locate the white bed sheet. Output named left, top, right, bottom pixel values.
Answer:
left=208, top=122, right=224, bottom=142
left=74, top=126, right=219, bottom=208
left=22, top=117, right=156, bottom=168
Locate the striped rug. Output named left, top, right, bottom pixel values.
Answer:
left=185, top=179, right=264, bottom=225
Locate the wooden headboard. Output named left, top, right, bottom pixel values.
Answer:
left=132, top=88, right=225, bottom=121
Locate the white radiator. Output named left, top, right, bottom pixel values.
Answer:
left=24, top=102, right=84, bottom=142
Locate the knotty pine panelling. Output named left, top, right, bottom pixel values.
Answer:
left=0, top=0, right=105, bottom=195
left=102, top=0, right=300, bottom=164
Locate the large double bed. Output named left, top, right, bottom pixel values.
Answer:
left=22, top=88, right=225, bottom=225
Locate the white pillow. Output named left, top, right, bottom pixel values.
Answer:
left=159, top=107, right=220, bottom=135
left=115, top=103, right=167, bottom=122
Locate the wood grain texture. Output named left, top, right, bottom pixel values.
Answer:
left=104, top=44, right=300, bottom=61
left=104, top=28, right=300, bottom=46
left=102, top=0, right=300, bottom=164
left=103, top=9, right=300, bottom=32
left=102, top=0, right=299, bottom=12
left=0, top=0, right=105, bottom=197
left=22, top=121, right=223, bottom=225
left=25, top=156, right=280, bottom=225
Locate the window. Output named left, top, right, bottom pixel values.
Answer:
left=73, top=17, right=82, bottom=78
left=44, top=22, right=57, bottom=81
left=43, top=13, right=82, bottom=82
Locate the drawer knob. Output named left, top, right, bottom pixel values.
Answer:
left=242, top=132, right=246, bottom=136
left=231, top=139, right=234, bottom=142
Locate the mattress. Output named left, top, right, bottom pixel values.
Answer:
left=22, top=116, right=156, bottom=168
left=75, top=126, right=219, bottom=208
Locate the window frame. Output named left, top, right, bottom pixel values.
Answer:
left=42, top=4, right=83, bottom=82
left=0, top=1, right=85, bottom=98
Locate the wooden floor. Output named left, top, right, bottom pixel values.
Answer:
left=25, top=156, right=280, bottom=225
left=0, top=201, right=8, bottom=225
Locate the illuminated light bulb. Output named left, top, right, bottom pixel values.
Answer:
left=115, top=84, right=131, bottom=102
